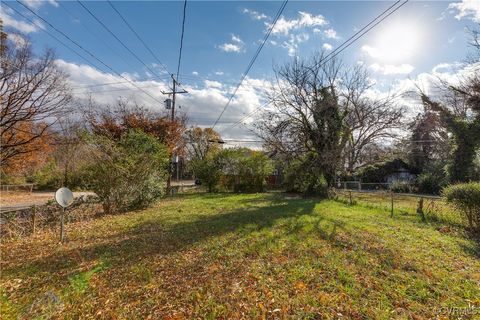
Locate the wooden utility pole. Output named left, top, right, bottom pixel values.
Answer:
left=164, top=74, right=188, bottom=120
left=164, top=74, right=188, bottom=191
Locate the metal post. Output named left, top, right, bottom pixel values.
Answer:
left=32, top=205, right=36, bottom=235
left=60, top=207, right=65, bottom=243
left=349, top=190, right=352, bottom=205
left=390, top=191, right=394, bottom=217
left=176, top=157, right=180, bottom=181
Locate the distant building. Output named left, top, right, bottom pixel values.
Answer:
left=356, top=158, right=419, bottom=184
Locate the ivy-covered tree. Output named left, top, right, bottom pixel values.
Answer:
left=258, top=53, right=353, bottom=187
left=421, top=75, right=480, bottom=182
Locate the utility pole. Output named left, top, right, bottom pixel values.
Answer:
left=164, top=74, right=188, bottom=191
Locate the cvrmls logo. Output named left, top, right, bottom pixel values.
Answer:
left=435, top=303, right=479, bottom=316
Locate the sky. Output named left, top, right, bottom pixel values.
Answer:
left=1, top=0, right=480, bottom=146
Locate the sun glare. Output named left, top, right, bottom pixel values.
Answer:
left=371, top=23, right=422, bottom=62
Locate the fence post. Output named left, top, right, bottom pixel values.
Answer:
left=390, top=191, right=394, bottom=217
left=31, top=205, right=36, bottom=235
left=417, top=197, right=426, bottom=222
left=349, top=190, right=353, bottom=205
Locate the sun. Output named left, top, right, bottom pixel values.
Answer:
left=368, top=23, right=422, bottom=63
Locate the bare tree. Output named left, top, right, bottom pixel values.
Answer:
left=258, top=52, right=353, bottom=185
left=344, top=95, right=405, bottom=173
left=1, top=31, right=71, bottom=167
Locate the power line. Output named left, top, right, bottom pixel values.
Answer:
left=220, top=0, right=408, bottom=138
left=58, top=1, right=139, bottom=72
left=222, top=100, right=271, bottom=132
left=77, top=0, right=163, bottom=80
left=16, top=0, right=165, bottom=105
left=106, top=0, right=170, bottom=75
left=176, top=0, right=187, bottom=82
left=73, top=76, right=171, bottom=89
left=3, top=2, right=99, bottom=71
left=211, top=0, right=288, bottom=129
left=318, top=0, right=409, bottom=64
left=73, top=83, right=170, bottom=94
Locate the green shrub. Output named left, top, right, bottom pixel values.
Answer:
left=283, top=154, right=328, bottom=197
left=191, top=156, right=221, bottom=193
left=216, top=148, right=273, bottom=193
left=85, top=130, right=169, bottom=214
left=416, top=172, right=447, bottom=195
left=443, top=182, right=480, bottom=233
left=390, top=180, right=412, bottom=193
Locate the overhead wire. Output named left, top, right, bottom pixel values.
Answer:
left=218, top=0, right=409, bottom=140
left=176, top=0, right=187, bottom=82
left=16, top=0, right=165, bottom=105
left=315, top=0, right=409, bottom=69
left=58, top=1, right=139, bottom=72
left=3, top=2, right=102, bottom=71
left=309, top=0, right=404, bottom=71
left=211, top=0, right=288, bottom=129
left=77, top=0, right=164, bottom=79
left=106, top=0, right=170, bottom=75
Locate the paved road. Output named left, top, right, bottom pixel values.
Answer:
left=0, top=181, right=196, bottom=213
left=0, top=191, right=93, bottom=213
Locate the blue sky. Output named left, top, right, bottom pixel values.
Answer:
left=1, top=0, right=479, bottom=142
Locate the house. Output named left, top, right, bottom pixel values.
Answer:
left=356, top=158, right=418, bottom=184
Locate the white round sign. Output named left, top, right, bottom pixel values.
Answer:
left=55, top=187, right=74, bottom=208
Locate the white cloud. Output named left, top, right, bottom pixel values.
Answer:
left=322, top=43, right=333, bottom=51
left=231, top=34, right=242, bottom=43
left=268, top=11, right=328, bottom=36
left=204, top=80, right=223, bottom=88
left=0, top=7, right=43, bottom=33
left=54, top=59, right=271, bottom=145
left=218, top=43, right=242, bottom=53
left=361, top=45, right=382, bottom=59
left=24, top=0, right=58, bottom=8
left=282, top=33, right=310, bottom=57
left=448, top=0, right=480, bottom=22
left=369, top=63, right=415, bottom=75
left=215, top=71, right=224, bottom=76
left=242, top=8, right=268, bottom=20
left=218, top=34, right=245, bottom=53
left=8, top=33, right=28, bottom=48
left=323, top=28, right=338, bottom=39
left=192, top=71, right=199, bottom=76
left=370, top=61, right=480, bottom=121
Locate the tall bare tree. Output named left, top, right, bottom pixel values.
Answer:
left=1, top=31, right=71, bottom=168
left=258, top=53, right=353, bottom=185
left=321, top=65, right=404, bottom=173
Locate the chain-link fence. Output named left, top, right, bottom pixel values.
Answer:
left=0, top=184, right=35, bottom=193
left=0, top=196, right=101, bottom=239
left=332, top=188, right=463, bottom=228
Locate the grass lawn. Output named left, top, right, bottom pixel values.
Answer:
left=1, top=193, right=479, bottom=319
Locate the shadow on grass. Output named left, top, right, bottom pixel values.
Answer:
left=7, top=195, right=320, bottom=278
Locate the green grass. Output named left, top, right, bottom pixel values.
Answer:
left=1, top=193, right=479, bottom=319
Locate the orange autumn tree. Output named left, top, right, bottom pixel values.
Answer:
left=1, top=30, right=71, bottom=175
left=85, top=100, right=186, bottom=155
left=1, top=121, right=53, bottom=176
